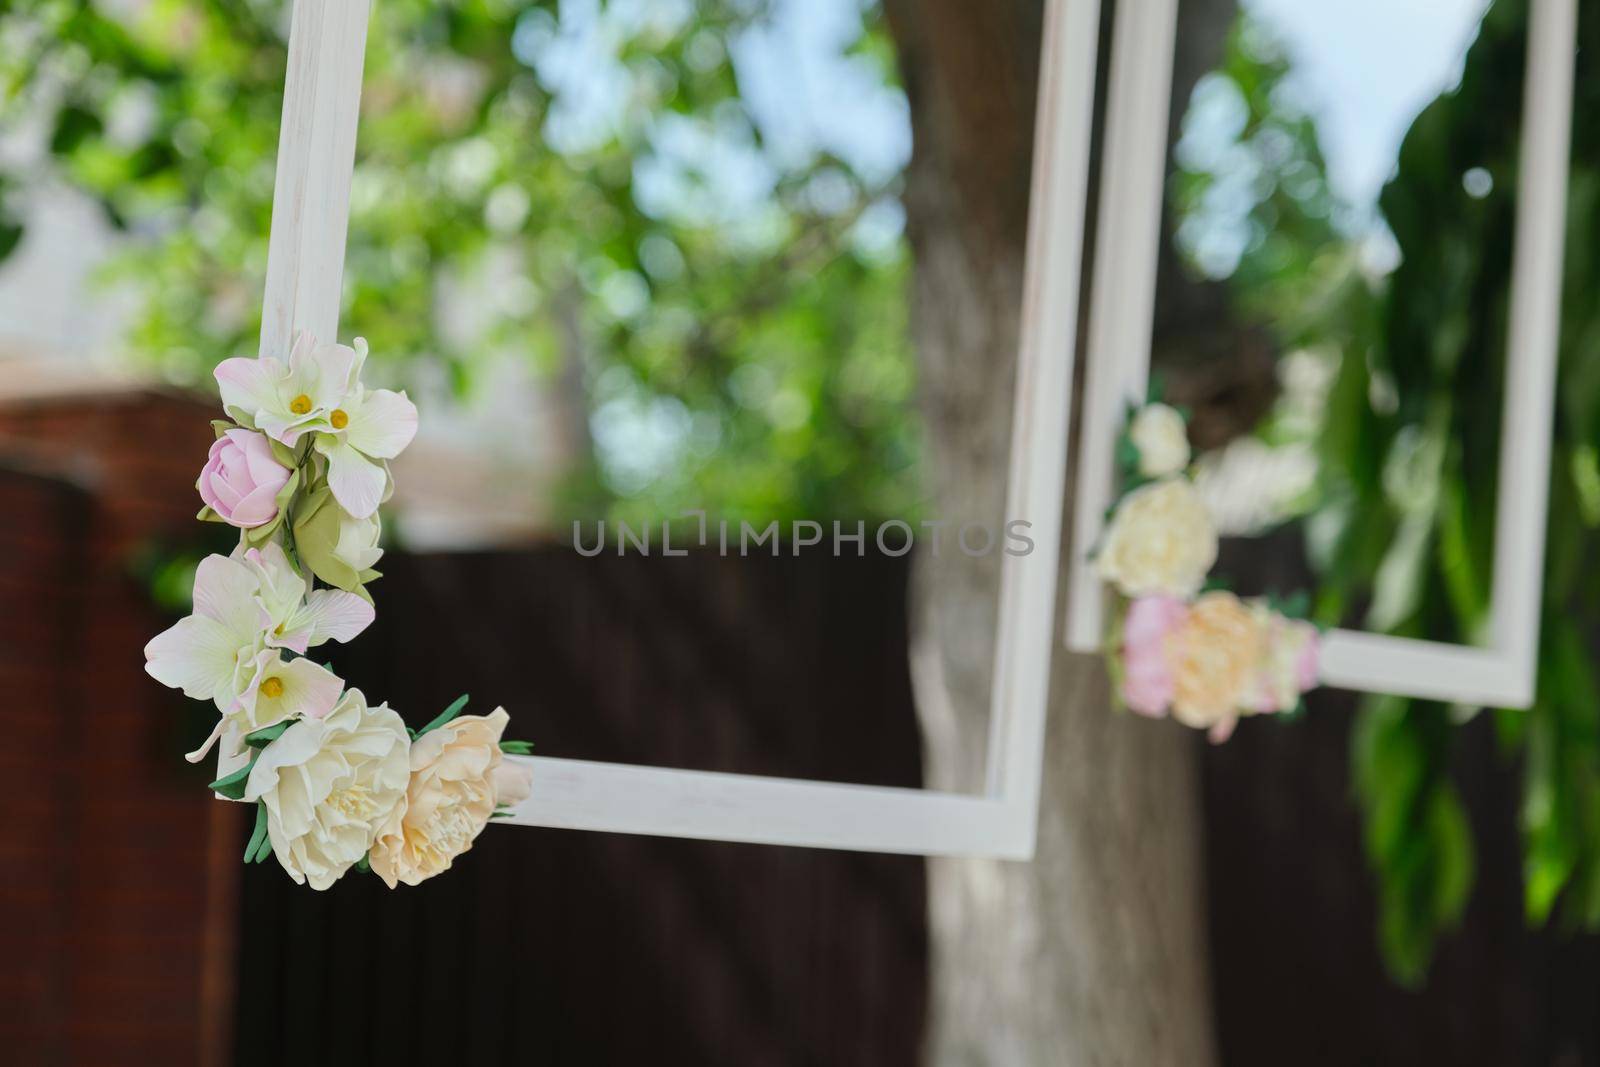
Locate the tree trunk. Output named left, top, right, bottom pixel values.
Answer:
left=881, top=0, right=1238, bottom=1061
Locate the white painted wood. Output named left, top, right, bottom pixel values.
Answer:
left=220, top=0, right=372, bottom=788
left=982, top=0, right=1103, bottom=848
left=239, top=0, right=1103, bottom=855
left=259, top=0, right=371, bottom=361
left=1316, top=633, right=1524, bottom=707
left=1065, top=0, right=1574, bottom=711
left=1489, top=0, right=1574, bottom=697
left=1064, top=0, right=1178, bottom=654
left=501, top=758, right=1031, bottom=857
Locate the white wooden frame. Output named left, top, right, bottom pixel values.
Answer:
left=1063, top=0, right=1576, bottom=710
left=241, top=0, right=1104, bottom=857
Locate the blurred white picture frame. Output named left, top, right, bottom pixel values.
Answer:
left=1064, top=0, right=1576, bottom=710
left=241, top=0, right=1104, bottom=858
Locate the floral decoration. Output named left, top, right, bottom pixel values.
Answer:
left=1096, top=401, right=1320, bottom=741
left=145, top=331, right=534, bottom=889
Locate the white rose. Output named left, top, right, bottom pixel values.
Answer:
left=369, top=707, right=531, bottom=888
left=1095, top=476, right=1218, bottom=598
left=243, top=687, right=410, bottom=890
left=1129, top=403, right=1191, bottom=477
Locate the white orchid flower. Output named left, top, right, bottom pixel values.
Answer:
left=215, top=331, right=360, bottom=446
left=143, top=546, right=373, bottom=759
left=229, top=646, right=345, bottom=736
left=238, top=542, right=374, bottom=655
left=214, top=331, right=418, bottom=519
left=310, top=373, right=418, bottom=520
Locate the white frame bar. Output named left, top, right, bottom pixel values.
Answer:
left=1064, top=0, right=1575, bottom=710
left=245, top=0, right=1104, bottom=857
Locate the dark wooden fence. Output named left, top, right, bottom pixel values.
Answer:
left=5, top=391, right=1600, bottom=1066
left=232, top=549, right=928, bottom=1067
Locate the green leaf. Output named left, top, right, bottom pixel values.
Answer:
left=252, top=832, right=275, bottom=864
left=267, top=437, right=300, bottom=470
left=51, top=104, right=104, bottom=155
left=244, top=721, right=292, bottom=748
left=292, top=483, right=368, bottom=592
left=499, top=740, right=535, bottom=755
left=0, top=220, right=21, bottom=264
left=416, top=693, right=470, bottom=738
left=209, top=759, right=255, bottom=801
left=243, top=802, right=269, bottom=863
left=1114, top=435, right=1140, bottom=476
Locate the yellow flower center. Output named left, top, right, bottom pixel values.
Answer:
left=259, top=676, right=285, bottom=699
left=328, top=783, right=380, bottom=820
left=329, top=408, right=349, bottom=430
left=289, top=393, right=313, bottom=415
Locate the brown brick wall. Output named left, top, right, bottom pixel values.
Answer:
left=0, top=391, right=242, bottom=1067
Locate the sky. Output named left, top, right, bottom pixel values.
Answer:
left=593, top=0, right=1494, bottom=239
left=1242, top=0, right=1492, bottom=212
left=0, top=0, right=1497, bottom=367
left=698, top=0, right=1494, bottom=223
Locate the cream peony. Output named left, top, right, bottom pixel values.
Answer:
left=1128, top=403, right=1191, bottom=477
left=243, top=688, right=410, bottom=890
left=1168, top=591, right=1265, bottom=729
left=369, top=708, right=532, bottom=888
left=1095, top=477, right=1218, bottom=598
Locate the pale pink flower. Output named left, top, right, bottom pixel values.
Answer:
left=1120, top=596, right=1189, bottom=716
left=215, top=331, right=418, bottom=519
left=369, top=708, right=523, bottom=888
left=144, top=546, right=373, bottom=759
left=198, top=429, right=292, bottom=528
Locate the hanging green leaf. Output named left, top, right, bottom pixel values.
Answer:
left=243, top=802, right=269, bottom=863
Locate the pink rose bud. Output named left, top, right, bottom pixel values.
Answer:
left=198, top=428, right=293, bottom=528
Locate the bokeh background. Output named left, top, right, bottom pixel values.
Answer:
left=5, top=0, right=1600, bottom=1063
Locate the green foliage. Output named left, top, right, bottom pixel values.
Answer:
left=1351, top=698, right=1474, bottom=985
left=1, top=0, right=920, bottom=522
left=1188, top=0, right=1600, bottom=979
left=1317, top=0, right=1543, bottom=980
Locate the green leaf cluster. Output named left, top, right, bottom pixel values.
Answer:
left=1184, top=0, right=1600, bottom=980
left=1, top=0, right=921, bottom=525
